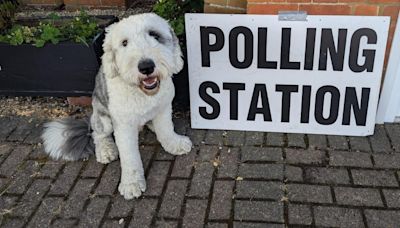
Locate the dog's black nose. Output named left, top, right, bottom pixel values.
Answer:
left=138, top=59, right=155, bottom=75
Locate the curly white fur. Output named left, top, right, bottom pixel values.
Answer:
left=97, top=13, right=192, bottom=199
left=41, top=13, right=192, bottom=200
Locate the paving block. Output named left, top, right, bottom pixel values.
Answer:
left=385, top=124, right=400, bottom=152
left=188, top=162, right=214, bottom=197
left=244, top=131, right=264, bottom=146
left=171, top=149, right=196, bottom=178
left=349, top=136, right=371, bottom=152
left=0, top=145, right=32, bottom=177
left=286, top=149, right=325, bottom=165
left=49, top=162, right=84, bottom=195
left=327, top=135, right=348, bottom=150
left=143, top=161, right=170, bottom=196
left=61, top=179, right=96, bottom=218
left=285, top=165, right=303, bottom=182
left=107, top=195, right=135, bottom=218
left=351, top=169, right=398, bottom=187
left=373, top=153, right=400, bottom=169
left=209, top=180, right=234, bottom=220
left=95, top=161, right=120, bottom=196
left=365, top=210, right=400, bottom=228
left=159, top=180, right=188, bottom=218
left=334, top=187, right=383, bottom=207
left=287, top=133, right=306, bottom=148
left=308, top=134, right=327, bottom=149
left=129, top=198, right=158, bottom=228
left=329, top=151, right=372, bottom=167
left=234, top=200, right=284, bottom=223
left=77, top=197, right=110, bottom=227
left=288, top=204, right=312, bottom=225
left=369, top=125, right=392, bottom=153
left=238, top=164, right=283, bottom=180
left=241, top=147, right=282, bottom=162
left=304, top=167, right=350, bottom=184
left=224, top=131, right=245, bottom=146
left=382, top=189, right=400, bottom=208
left=218, top=147, right=240, bottom=178
left=266, top=133, right=285, bottom=147
left=288, top=184, right=332, bottom=203
left=236, top=181, right=282, bottom=200
left=182, top=199, right=208, bottom=228
left=313, top=206, right=363, bottom=227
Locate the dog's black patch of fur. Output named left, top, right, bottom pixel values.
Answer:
left=60, top=117, right=94, bottom=160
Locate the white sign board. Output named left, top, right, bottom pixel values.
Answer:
left=185, top=14, right=390, bottom=136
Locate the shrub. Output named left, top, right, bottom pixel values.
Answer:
left=0, top=0, right=18, bottom=31
left=153, top=0, right=203, bottom=36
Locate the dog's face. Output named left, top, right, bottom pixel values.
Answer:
left=102, top=13, right=183, bottom=95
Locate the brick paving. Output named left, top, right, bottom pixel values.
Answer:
left=0, top=115, right=400, bottom=227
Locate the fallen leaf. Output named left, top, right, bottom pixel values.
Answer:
left=280, top=196, right=289, bottom=202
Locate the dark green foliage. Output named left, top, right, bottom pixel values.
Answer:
left=60, top=11, right=99, bottom=46
left=0, top=11, right=100, bottom=47
left=153, top=0, right=203, bottom=36
left=0, top=0, right=18, bottom=31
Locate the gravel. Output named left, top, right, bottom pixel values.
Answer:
left=0, top=96, right=91, bottom=119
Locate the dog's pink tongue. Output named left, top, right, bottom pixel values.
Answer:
left=143, top=77, right=156, bottom=84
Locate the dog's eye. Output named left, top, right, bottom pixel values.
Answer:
left=149, top=31, right=161, bottom=42
left=122, top=39, right=128, bottom=47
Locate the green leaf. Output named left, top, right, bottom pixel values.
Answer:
left=0, top=9, right=101, bottom=46
left=48, top=12, right=60, bottom=21
left=34, top=39, right=45, bottom=48
left=153, top=0, right=203, bottom=36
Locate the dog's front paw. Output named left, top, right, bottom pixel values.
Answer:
left=164, top=135, right=192, bottom=155
left=118, top=179, right=146, bottom=200
left=95, top=141, right=118, bottom=164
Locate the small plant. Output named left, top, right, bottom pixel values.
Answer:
left=153, top=0, right=203, bottom=36
left=0, top=11, right=100, bottom=47
left=0, top=0, right=18, bottom=31
left=60, top=11, right=99, bottom=45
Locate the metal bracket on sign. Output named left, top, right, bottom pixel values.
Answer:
left=278, top=11, right=308, bottom=21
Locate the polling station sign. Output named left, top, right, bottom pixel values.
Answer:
left=185, top=14, right=390, bottom=136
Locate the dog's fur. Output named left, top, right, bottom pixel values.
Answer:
left=41, top=13, right=192, bottom=199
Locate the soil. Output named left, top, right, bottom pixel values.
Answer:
left=0, top=96, right=91, bottom=119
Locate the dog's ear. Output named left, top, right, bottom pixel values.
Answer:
left=170, top=28, right=184, bottom=74
left=102, top=23, right=118, bottom=78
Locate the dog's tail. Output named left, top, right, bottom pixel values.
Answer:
left=41, top=117, right=95, bottom=161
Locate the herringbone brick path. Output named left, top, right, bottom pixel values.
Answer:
left=0, top=116, right=400, bottom=227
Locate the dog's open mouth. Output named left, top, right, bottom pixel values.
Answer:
left=140, top=76, right=160, bottom=95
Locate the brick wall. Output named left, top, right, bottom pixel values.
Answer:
left=20, top=0, right=63, bottom=7
left=64, top=0, right=127, bottom=9
left=204, top=0, right=247, bottom=13
left=20, top=0, right=129, bottom=9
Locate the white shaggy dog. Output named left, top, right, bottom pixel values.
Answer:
left=41, top=13, right=192, bottom=199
